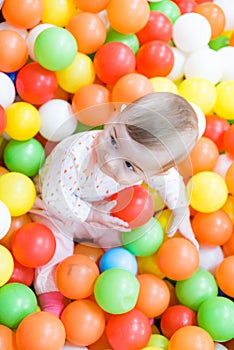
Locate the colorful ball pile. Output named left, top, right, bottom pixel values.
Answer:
left=0, top=0, right=234, bottom=349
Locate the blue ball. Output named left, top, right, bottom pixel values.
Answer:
left=99, top=247, right=138, bottom=275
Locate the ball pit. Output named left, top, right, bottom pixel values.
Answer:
left=0, top=0, right=234, bottom=348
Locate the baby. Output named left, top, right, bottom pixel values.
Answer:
left=30, top=92, right=199, bottom=317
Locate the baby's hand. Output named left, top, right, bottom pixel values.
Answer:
left=87, top=200, right=131, bottom=232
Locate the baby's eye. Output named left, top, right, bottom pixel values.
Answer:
left=110, top=135, right=117, bottom=148
left=125, top=161, right=134, bottom=171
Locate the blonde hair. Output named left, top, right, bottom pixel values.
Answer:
left=119, top=92, right=199, bottom=171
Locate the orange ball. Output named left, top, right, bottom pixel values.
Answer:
left=189, top=137, right=219, bottom=174
left=61, top=299, right=105, bottom=347
left=168, top=325, right=214, bottom=350
left=194, top=3, right=226, bottom=39
left=135, top=273, right=170, bottom=318
left=0, top=30, right=28, bottom=72
left=222, top=230, right=234, bottom=257
left=74, top=242, right=104, bottom=263
left=56, top=254, right=100, bottom=299
left=216, top=256, right=234, bottom=298
left=15, top=312, right=66, bottom=350
left=156, top=238, right=199, bottom=281
left=112, top=73, right=153, bottom=103
left=2, top=0, right=44, bottom=29
left=222, top=195, right=234, bottom=225
left=66, top=12, right=106, bottom=54
left=192, top=210, right=233, bottom=246
left=0, top=325, right=17, bottom=350
left=225, top=162, right=234, bottom=196
left=73, top=0, right=110, bottom=13
left=107, top=0, right=150, bottom=34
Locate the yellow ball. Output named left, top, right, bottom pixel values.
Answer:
left=56, top=52, right=95, bottom=93
left=137, top=252, right=165, bottom=279
left=0, top=172, right=36, bottom=216
left=178, top=77, right=217, bottom=114
left=0, top=245, right=14, bottom=286
left=42, top=0, right=78, bottom=27
left=213, top=80, right=234, bottom=120
left=5, top=102, right=40, bottom=141
left=142, top=182, right=165, bottom=212
left=150, top=77, right=178, bottom=94
left=186, top=171, right=228, bottom=213
left=141, top=347, right=162, bottom=350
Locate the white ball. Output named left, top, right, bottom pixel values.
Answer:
left=0, top=72, right=16, bottom=108
left=214, top=0, right=234, bottom=30
left=217, top=46, right=234, bottom=81
left=173, top=13, right=212, bottom=53
left=26, top=23, right=54, bottom=61
left=215, top=343, right=228, bottom=350
left=213, top=154, right=234, bottom=179
left=184, top=48, right=222, bottom=85
left=0, top=200, right=11, bottom=240
left=62, top=342, right=88, bottom=350
left=0, top=21, right=28, bottom=39
left=189, top=102, right=206, bottom=139
left=199, top=244, right=224, bottom=276
left=167, top=47, right=186, bottom=82
left=39, top=99, right=77, bottom=142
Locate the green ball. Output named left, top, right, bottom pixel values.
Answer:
left=175, top=268, right=218, bottom=311
left=209, top=35, right=229, bottom=51
left=122, top=217, right=163, bottom=257
left=0, top=282, right=37, bottom=328
left=149, top=0, right=181, bottom=24
left=148, top=334, right=169, bottom=348
left=4, top=138, right=45, bottom=177
left=94, top=268, right=140, bottom=314
left=197, top=296, right=234, bottom=342
left=105, top=28, right=140, bottom=54
left=34, top=27, right=77, bottom=71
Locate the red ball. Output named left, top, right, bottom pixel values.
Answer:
left=0, top=105, right=7, bottom=135
left=9, top=257, right=34, bottom=286
left=12, top=222, right=56, bottom=268
left=16, top=62, right=58, bottom=105
left=203, top=114, right=230, bottom=152
left=223, top=124, right=234, bottom=157
left=136, top=11, right=173, bottom=45
left=136, top=40, right=174, bottom=78
left=160, top=304, right=197, bottom=339
left=110, top=185, right=155, bottom=228
left=94, top=42, right=136, bottom=84
left=106, top=308, right=151, bottom=350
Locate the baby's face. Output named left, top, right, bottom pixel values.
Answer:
left=95, top=121, right=166, bottom=185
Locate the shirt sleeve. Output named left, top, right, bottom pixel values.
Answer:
left=146, top=167, right=188, bottom=210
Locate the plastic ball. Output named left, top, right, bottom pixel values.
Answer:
left=189, top=137, right=219, bottom=174
left=16, top=62, right=58, bottom=105
left=156, top=237, right=199, bottom=281
left=56, top=52, right=95, bottom=93
left=15, top=311, right=66, bottom=350
left=175, top=268, right=218, bottom=311
left=216, top=256, right=234, bottom=298
left=160, top=305, right=197, bottom=339
left=106, top=0, right=150, bottom=34
left=122, top=217, right=164, bottom=257
left=34, top=27, right=77, bottom=71
left=213, top=0, right=234, bottom=31
left=0, top=30, right=28, bottom=72
left=112, top=73, right=153, bottom=103
left=106, top=308, right=151, bottom=350
left=213, top=154, right=234, bottom=179
left=198, top=244, right=224, bottom=276
left=168, top=325, right=215, bottom=350
left=178, top=77, right=216, bottom=114
left=0, top=245, right=14, bottom=286
left=167, top=47, right=186, bottom=82
left=94, top=268, right=140, bottom=314
left=0, top=200, right=11, bottom=240
left=3, top=138, right=45, bottom=177
left=172, top=13, right=212, bottom=53
left=147, top=334, right=169, bottom=349
left=203, top=114, right=230, bottom=152
left=41, top=0, right=77, bottom=27
left=137, top=252, right=165, bottom=278
left=39, top=99, right=77, bottom=142
left=186, top=171, right=228, bottom=213
left=9, top=257, right=34, bottom=286
left=94, top=42, right=136, bottom=85
left=56, top=254, right=99, bottom=299
left=223, top=124, right=234, bottom=157
left=0, top=72, right=15, bottom=108
left=105, top=28, right=140, bottom=54
left=0, top=324, right=17, bottom=350
left=136, top=40, right=174, bottom=78
left=135, top=273, right=170, bottom=318
left=66, top=12, right=106, bottom=54
left=217, top=46, right=234, bottom=82
left=26, top=23, right=54, bottom=61
left=150, top=77, right=178, bottom=94
left=0, top=172, right=36, bottom=216
left=149, top=0, right=181, bottom=24
left=5, top=102, right=40, bottom=141
left=225, top=162, right=234, bottom=197
left=61, top=299, right=105, bottom=347
left=63, top=342, right=88, bottom=350
left=0, top=282, right=37, bottom=329
left=73, top=0, right=110, bottom=13
left=0, top=21, right=28, bottom=39
left=213, top=80, right=234, bottom=120
left=110, top=185, right=155, bottom=229
left=74, top=242, right=104, bottom=263
left=2, top=0, right=44, bottom=29
left=197, top=296, right=234, bottom=342
left=99, top=247, right=138, bottom=275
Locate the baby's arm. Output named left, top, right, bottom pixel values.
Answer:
left=147, top=168, right=199, bottom=249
